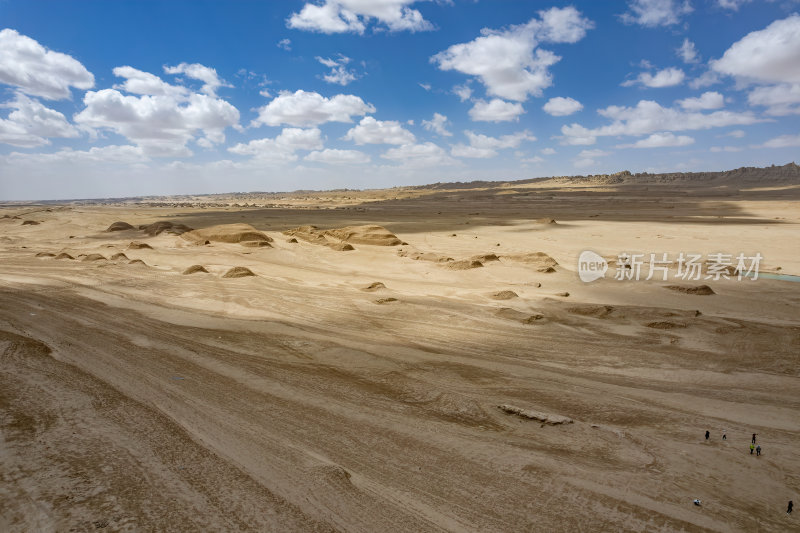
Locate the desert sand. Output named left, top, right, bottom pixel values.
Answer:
left=1, top=164, right=799, bottom=532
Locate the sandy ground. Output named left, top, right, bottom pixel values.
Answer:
left=1, top=178, right=799, bottom=532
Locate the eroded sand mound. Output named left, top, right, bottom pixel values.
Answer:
left=82, top=254, right=106, bottom=262
left=182, top=224, right=272, bottom=245
left=326, top=242, right=355, bottom=251
left=106, top=221, right=134, bottom=232
left=128, top=259, right=147, bottom=266
left=471, top=253, right=500, bottom=263
left=55, top=253, right=74, bottom=260
left=497, top=404, right=573, bottom=425
left=503, top=252, right=558, bottom=272
left=128, top=241, right=152, bottom=250
left=443, top=260, right=483, bottom=270
left=491, top=290, right=518, bottom=300
left=664, top=284, right=715, bottom=295
left=222, top=266, right=256, bottom=278
left=110, top=253, right=128, bottom=261
left=21, top=220, right=39, bottom=225
left=375, top=297, right=398, bottom=304
left=183, top=265, right=209, bottom=275
left=398, top=249, right=453, bottom=263
left=323, top=225, right=402, bottom=246
left=35, top=252, right=55, bottom=257
left=495, top=308, right=544, bottom=324
left=284, top=224, right=401, bottom=246
left=140, top=221, right=194, bottom=236
left=361, top=282, right=386, bottom=291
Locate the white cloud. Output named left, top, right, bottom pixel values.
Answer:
left=620, top=0, right=692, bottom=27
left=316, top=55, right=358, bottom=85
left=521, top=155, right=544, bottom=164
left=252, top=90, right=374, bottom=127
left=689, top=70, right=721, bottom=90
left=163, top=63, right=229, bottom=96
left=453, top=83, right=472, bottom=102
left=711, top=14, right=800, bottom=85
left=305, top=148, right=370, bottom=164
left=287, top=0, right=433, bottom=34
left=419, top=82, right=431, bottom=91
left=560, top=99, right=763, bottom=145
left=617, top=132, right=695, bottom=148
left=725, top=129, right=746, bottom=138
left=716, top=0, right=752, bottom=10
left=465, top=130, right=535, bottom=149
left=431, top=7, right=592, bottom=102
left=422, top=113, right=452, bottom=136
left=343, top=116, right=415, bottom=144
left=112, top=66, right=188, bottom=98
left=747, top=83, right=800, bottom=116
left=382, top=142, right=458, bottom=167
left=0, top=92, right=79, bottom=147
left=760, top=133, right=800, bottom=148
left=277, top=38, right=292, bottom=51
left=542, top=96, right=583, bottom=116
left=623, top=67, right=685, bottom=88
left=677, top=91, right=724, bottom=111
left=229, top=127, right=323, bottom=162
left=468, top=99, right=525, bottom=122
left=450, top=144, right=497, bottom=158
left=0, top=29, right=94, bottom=100
left=540, top=147, right=556, bottom=155
left=4, top=144, right=147, bottom=165
left=75, top=70, right=240, bottom=157
left=677, top=38, right=700, bottom=64
left=451, top=129, right=535, bottom=158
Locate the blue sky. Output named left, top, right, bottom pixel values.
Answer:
left=0, top=0, right=798, bottom=200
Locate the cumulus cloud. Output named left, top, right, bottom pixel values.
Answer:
left=252, top=90, right=374, bottom=127
left=468, top=99, right=525, bottom=122
left=277, top=38, right=292, bottom=51
left=716, top=0, right=752, bottom=10
left=382, top=142, right=458, bottom=167
left=677, top=91, right=724, bottom=111
left=453, top=83, right=472, bottom=102
left=75, top=67, right=240, bottom=157
left=343, top=116, right=415, bottom=144
left=560, top=99, right=763, bottom=145
left=451, top=129, right=535, bottom=158
left=316, top=55, right=359, bottom=85
left=540, top=147, right=556, bottom=155
left=711, top=15, right=800, bottom=85
left=421, top=113, right=452, bottom=136
left=542, top=96, right=583, bottom=116
left=4, top=144, right=147, bottom=165
left=0, top=29, right=94, bottom=100
left=229, top=127, right=323, bottom=162
left=112, top=66, right=188, bottom=98
left=431, top=7, right=593, bottom=102
left=617, top=132, right=695, bottom=148
left=163, top=63, right=230, bottom=96
left=574, top=149, right=610, bottom=168
left=677, top=38, right=700, bottom=64
left=622, top=67, right=685, bottom=88
left=305, top=148, right=370, bottom=164
left=747, top=83, right=800, bottom=115
left=689, top=70, right=721, bottom=90
left=620, top=0, right=692, bottom=27
left=710, top=145, right=743, bottom=152
left=760, top=133, right=800, bottom=148
left=0, top=92, right=79, bottom=147
left=287, top=0, right=433, bottom=34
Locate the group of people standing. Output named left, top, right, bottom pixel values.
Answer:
left=703, top=430, right=793, bottom=516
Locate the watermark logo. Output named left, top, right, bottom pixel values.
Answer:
left=577, top=251, right=763, bottom=283
left=578, top=250, right=608, bottom=283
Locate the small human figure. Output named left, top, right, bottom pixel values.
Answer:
left=722, top=431, right=727, bottom=440
left=756, top=445, right=761, bottom=456
left=752, top=433, right=757, bottom=444
left=705, top=430, right=710, bottom=440
left=788, top=500, right=793, bottom=514
left=693, top=499, right=702, bottom=506
left=750, top=443, right=755, bottom=454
